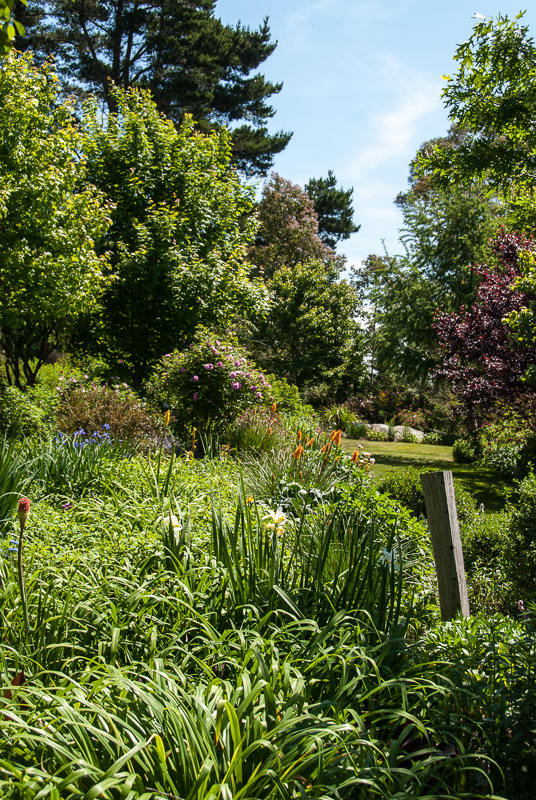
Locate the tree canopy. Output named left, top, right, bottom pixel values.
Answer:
left=0, top=0, right=25, bottom=54
left=80, top=84, right=268, bottom=385
left=254, top=259, right=359, bottom=389
left=0, top=51, right=112, bottom=388
left=249, top=173, right=345, bottom=280
left=434, top=231, right=536, bottom=427
left=354, top=132, right=506, bottom=386
left=417, top=13, right=536, bottom=228
left=305, top=170, right=360, bottom=250
left=17, top=0, right=291, bottom=175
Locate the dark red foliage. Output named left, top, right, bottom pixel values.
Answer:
left=433, top=231, right=536, bottom=423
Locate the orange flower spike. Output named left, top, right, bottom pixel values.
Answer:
left=306, top=437, right=314, bottom=447
left=320, top=444, right=327, bottom=454
left=271, top=403, right=277, bottom=413
left=297, top=429, right=302, bottom=442
left=334, top=430, right=342, bottom=446
left=351, top=450, right=359, bottom=463
left=330, top=430, right=337, bottom=441
left=268, top=427, right=273, bottom=435
left=292, top=444, right=304, bottom=460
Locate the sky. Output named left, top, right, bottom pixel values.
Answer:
left=217, top=0, right=536, bottom=271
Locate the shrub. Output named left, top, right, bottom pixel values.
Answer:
left=320, top=403, right=357, bottom=432
left=227, top=407, right=289, bottom=454
left=376, top=466, right=477, bottom=525
left=147, top=335, right=271, bottom=436
left=56, top=377, right=158, bottom=445
left=422, top=431, right=443, bottom=445
left=346, top=420, right=368, bottom=439
left=401, top=425, right=419, bottom=443
left=397, top=407, right=426, bottom=429
left=266, top=375, right=305, bottom=412
left=486, top=444, right=523, bottom=478
left=460, top=507, right=516, bottom=614
left=480, top=407, right=536, bottom=478
left=366, top=428, right=388, bottom=442
left=0, top=386, right=49, bottom=438
left=452, top=438, right=477, bottom=463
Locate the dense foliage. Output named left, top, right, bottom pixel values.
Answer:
left=417, top=12, right=536, bottom=228
left=81, top=86, right=267, bottom=386
left=433, top=231, right=536, bottom=427
left=0, top=52, right=112, bottom=388
left=305, top=169, right=361, bottom=250
left=17, top=0, right=291, bottom=174
left=148, top=335, right=272, bottom=436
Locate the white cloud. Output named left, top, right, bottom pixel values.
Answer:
left=348, top=63, right=442, bottom=181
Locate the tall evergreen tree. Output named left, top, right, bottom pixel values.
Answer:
left=16, top=0, right=291, bottom=174
left=305, top=170, right=360, bottom=250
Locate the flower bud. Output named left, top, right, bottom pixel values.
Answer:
left=18, top=497, right=30, bottom=528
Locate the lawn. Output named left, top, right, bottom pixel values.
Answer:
left=342, top=438, right=514, bottom=512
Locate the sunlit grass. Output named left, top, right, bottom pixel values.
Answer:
left=343, top=438, right=513, bottom=511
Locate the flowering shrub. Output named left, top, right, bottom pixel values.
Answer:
left=147, top=336, right=272, bottom=434
left=397, top=407, right=426, bottom=430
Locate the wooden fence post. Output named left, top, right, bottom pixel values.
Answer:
left=420, top=471, right=470, bottom=621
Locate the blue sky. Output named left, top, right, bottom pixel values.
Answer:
left=217, top=1, right=535, bottom=271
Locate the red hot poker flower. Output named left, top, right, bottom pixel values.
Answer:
left=18, top=497, right=30, bottom=528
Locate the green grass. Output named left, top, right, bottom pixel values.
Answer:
left=342, top=438, right=514, bottom=512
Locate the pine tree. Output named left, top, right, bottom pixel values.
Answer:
left=305, top=170, right=360, bottom=250
left=16, top=0, right=291, bottom=174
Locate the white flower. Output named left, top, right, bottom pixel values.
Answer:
left=264, top=508, right=287, bottom=536
left=159, top=513, right=182, bottom=539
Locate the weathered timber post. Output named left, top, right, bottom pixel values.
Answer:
left=420, top=471, right=470, bottom=621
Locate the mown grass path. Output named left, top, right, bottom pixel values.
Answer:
left=342, top=439, right=513, bottom=512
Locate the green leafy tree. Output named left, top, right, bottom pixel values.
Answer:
left=0, top=0, right=25, bottom=54
left=0, top=51, right=112, bottom=388
left=249, top=173, right=345, bottom=280
left=17, top=0, right=291, bottom=175
left=254, top=259, right=359, bottom=389
left=305, top=170, right=360, bottom=250
left=81, top=85, right=268, bottom=386
left=417, top=12, right=536, bottom=228
left=355, top=132, right=507, bottom=385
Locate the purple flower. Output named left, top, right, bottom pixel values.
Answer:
left=193, top=375, right=199, bottom=382
left=250, top=385, right=256, bottom=391
left=164, top=353, right=171, bottom=358
left=256, top=392, right=262, bottom=398
left=180, top=367, right=186, bottom=373
left=204, top=363, right=214, bottom=371
left=234, top=360, right=240, bottom=367
left=217, top=361, right=223, bottom=368
left=230, top=371, right=236, bottom=378
left=193, top=392, right=199, bottom=401
left=216, top=340, right=220, bottom=345
left=232, top=382, right=242, bottom=390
